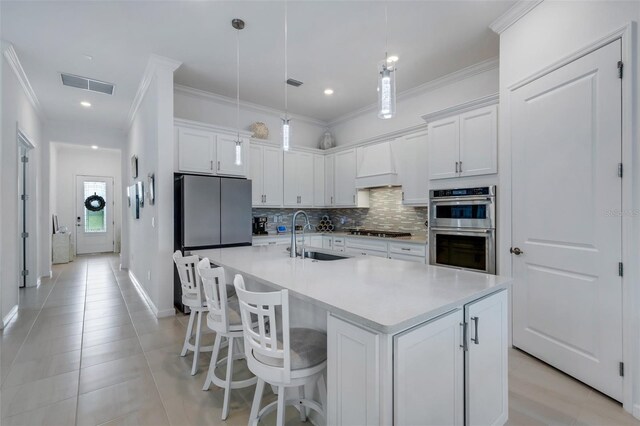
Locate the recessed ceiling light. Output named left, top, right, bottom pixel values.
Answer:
left=81, top=101, right=91, bottom=107
left=387, top=55, right=399, bottom=63
left=324, top=88, right=334, bottom=95
left=83, top=54, right=93, bottom=60
left=91, top=145, right=98, bottom=150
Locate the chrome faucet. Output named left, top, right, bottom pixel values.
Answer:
left=290, top=210, right=310, bottom=258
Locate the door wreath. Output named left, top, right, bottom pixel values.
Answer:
left=84, top=193, right=106, bottom=212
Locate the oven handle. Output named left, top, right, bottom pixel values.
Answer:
left=430, top=227, right=493, bottom=234
left=430, top=196, right=494, bottom=203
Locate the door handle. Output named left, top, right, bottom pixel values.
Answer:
left=353, top=194, right=356, bottom=203
left=210, top=160, right=213, bottom=170
left=459, top=161, right=463, bottom=173
left=217, top=161, right=221, bottom=171
left=471, top=316, right=479, bottom=344
left=510, top=247, right=524, bottom=255
left=460, top=322, right=467, bottom=350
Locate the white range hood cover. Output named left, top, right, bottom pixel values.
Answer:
left=355, top=141, right=399, bottom=188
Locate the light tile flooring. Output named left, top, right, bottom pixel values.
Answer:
left=0, top=254, right=638, bottom=426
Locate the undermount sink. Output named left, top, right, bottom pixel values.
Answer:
left=303, top=251, right=349, bottom=261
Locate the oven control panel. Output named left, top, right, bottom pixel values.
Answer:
left=430, top=186, right=494, bottom=198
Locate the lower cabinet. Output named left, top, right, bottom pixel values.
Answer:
left=328, top=289, right=508, bottom=426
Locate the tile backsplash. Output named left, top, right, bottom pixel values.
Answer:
left=253, top=187, right=428, bottom=237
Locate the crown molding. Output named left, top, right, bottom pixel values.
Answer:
left=328, top=57, right=499, bottom=127
left=174, top=117, right=253, bottom=138
left=174, top=84, right=329, bottom=128
left=490, top=0, right=544, bottom=34
left=421, top=93, right=499, bottom=123
left=2, top=42, right=42, bottom=117
left=127, top=54, right=182, bottom=129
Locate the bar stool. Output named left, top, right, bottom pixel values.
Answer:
left=197, top=259, right=258, bottom=420
left=173, top=250, right=213, bottom=375
left=233, top=274, right=327, bottom=426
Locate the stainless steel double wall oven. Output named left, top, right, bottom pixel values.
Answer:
left=429, top=186, right=496, bottom=274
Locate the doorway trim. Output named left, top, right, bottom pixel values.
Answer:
left=504, top=22, right=637, bottom=413
left=75, top=174, right=115, bottom=255
left=17, top=126, right=37, bottom=288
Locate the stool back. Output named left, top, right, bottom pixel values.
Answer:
left=234, top=274, right=291, bottom=383
left=197, top=258, right=231, bottom=334
left=173, top=250, right=204, bottom=308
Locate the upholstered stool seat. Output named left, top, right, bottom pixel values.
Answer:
left=254, top=328, right=327, bottom=371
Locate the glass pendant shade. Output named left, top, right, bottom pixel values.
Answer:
left=282, top=118, right=290, bottom=151
left=235, top=139, right=242, bottom=166
left=378, top=63, right=396, bottom=119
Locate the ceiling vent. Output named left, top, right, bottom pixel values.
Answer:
left=61, top=73, right=115, bottom=95
left=286, top=78, right=303, bottom=87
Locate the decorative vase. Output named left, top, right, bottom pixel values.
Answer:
left=250, top=122, right=269, bottom=140
left=320, top=130, right=335, bottom=150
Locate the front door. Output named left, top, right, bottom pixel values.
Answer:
left=76, top=176, right=114, bottom=254
left=511, top=40, right=623, bottom=400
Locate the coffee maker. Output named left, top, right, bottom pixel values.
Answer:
left=252, top=216, right=268, bottom=235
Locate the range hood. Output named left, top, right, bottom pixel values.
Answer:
left=355, top=141, right=399, bottom=188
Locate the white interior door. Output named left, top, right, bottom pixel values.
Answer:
left=76, top=176, right=114, bottom=254
left=511, top=40, right=623, bottom=400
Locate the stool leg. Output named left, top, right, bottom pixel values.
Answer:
left=181, top=310, right=195, bottom=357
left=276, top=385, right=286, bottom=426
left=250, top=378, right=265, bottom=425
left=203, top=333, right=222, bottom=391
left=317, top=374, right=327, bottom=418
left=191, top=310, right=203, bottom=375
left=297, top=385, right=307, bottom=422
left=221, top=336, right=234, bottom=420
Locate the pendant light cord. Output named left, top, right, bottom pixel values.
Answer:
left=284, top=0, right=288, bottom=116
left=384, top=4, right=389, bottom=62
left=236, top=26, right=240, bottom=141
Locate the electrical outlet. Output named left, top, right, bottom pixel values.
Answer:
left=147, top=271, right=151, bottom=281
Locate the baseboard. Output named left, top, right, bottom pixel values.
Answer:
left=633, top=404, right=640, bottom=420
left=128, top=271, right=175, bottom=319
left=1, top=305, right=19, bottom=329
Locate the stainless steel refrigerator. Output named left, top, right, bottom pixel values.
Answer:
left=174, top=174, right=252, bottom=312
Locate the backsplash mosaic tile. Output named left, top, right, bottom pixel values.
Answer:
left=253, top=187, right=428, bottom=237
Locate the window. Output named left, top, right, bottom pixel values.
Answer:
left=84, top=181, right=107, bottom=233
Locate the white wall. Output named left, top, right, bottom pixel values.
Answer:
left=124, top=57, right=179, bottom=317
left=52, top=144, right=122, bottom=253
left=174, top=86, right=327, bottom=149
left=329, top=64, right=499, bottom=145
left=46, top=120, right=125, bottom=150
left=497, top=0, right=640, bottom=416
left=1, top=52, right=44, bottom=324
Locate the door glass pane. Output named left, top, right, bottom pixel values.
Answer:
left=435, top=234, right=486, bottom=271
left=436, top=204, right=487, bottom=219
left=84, top=181, right=107, bottom=233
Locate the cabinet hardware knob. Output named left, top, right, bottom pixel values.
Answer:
left=510, top=247, right=524, bottom=255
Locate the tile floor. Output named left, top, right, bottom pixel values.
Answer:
left=0, top=254, right=638, bottom=426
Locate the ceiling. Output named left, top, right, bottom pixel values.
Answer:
left=1, top=1, right=514, bottom=129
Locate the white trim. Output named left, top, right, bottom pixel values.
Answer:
left=421, top=93, right=499, bottom=123
left=322, top=123, right=430, bottom=153
left=1, top=305, right=19, bottom=329
left=128, top=270, right=175, bottom=318
left=633, top=404, right=640, bottom=420
left=328, top=57, right=499, bottom=127
left=127, top=54, right=182, bottom=129
left=174, top=117, right=253, bottom=138
left=1, top=43, right=42, bottom=117
left=174, top=84, right=329, bottom=128
left=489, top=0, right=544, bottom=34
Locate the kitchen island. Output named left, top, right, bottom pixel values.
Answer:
left=193, top=245, right=511, bottom=425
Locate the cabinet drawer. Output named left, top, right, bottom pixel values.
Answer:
left=345, top=237, right=388, bottom=253
left=334, top=246, right=346, bottom=253
left=332, top=237, right=345, bottom=247
left=389, top=253, right=426, bottom=264
left=389, top=242, right=426, bottom=257
left=346, top=247, right=388, bottom=258
left=253, top=237, right=278, bottom=246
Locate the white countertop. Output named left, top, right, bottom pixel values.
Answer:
left=253, top=231, right=428, bottom=244
left=193, top=245, right=510, bottom=334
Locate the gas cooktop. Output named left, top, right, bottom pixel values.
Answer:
left=348, top=229, right=412, bottom=238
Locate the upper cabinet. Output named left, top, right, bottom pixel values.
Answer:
left=395, top=132, right=429, bottom=205
left=175, top=120, right=249, bottom=177
left=313, top=154, right=325, bottom=208
left=283, top=150, right=314, bottom=207
left=334, top=149, right=369, bottom=208
left=325, top=154, right=335, bottom=207
left=250, top=144, right=283, bottom=207
left=427, top=104, right=497, bottom=180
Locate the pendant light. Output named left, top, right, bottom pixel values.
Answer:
left=378, top=4, right=396, bottom=120
left=282, top=1, right=290, bottom=151
left=232, top=18, right=244, bottom=165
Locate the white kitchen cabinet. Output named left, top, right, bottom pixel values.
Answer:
left=394, top=309, right=464, bottom=426
left=465, top=289, right=508, bottom=426
left=395, top=132, right=429, bottom=205
left=428, top=105, right=497, bottom=180
left=325, top=154, right=335, bottom=206
left=250, top=144, right=283, bottom=207
left=216, top=134, right=247, bottom=176
left=345, top=237, right=388, bottom=258
left=388, top=241, right=427, bottom=263
left=459, top=105, right=498, bottom=178
left=335, top=149, right=369, bottom=207
left=322, top=235, right=333, bottom=250
left=328, top=314, right=380, bottom=426
left=177, top=127, right=216, bottom=174
left=314, top=154, right=325, bottom=207
left=283, top=150, right=314, bottom=207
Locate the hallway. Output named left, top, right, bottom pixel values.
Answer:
left=1, top=254, right=638, bottom=425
